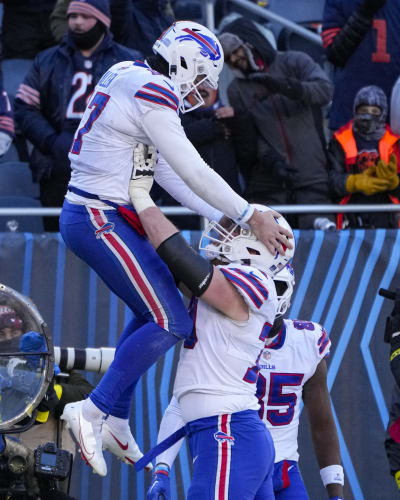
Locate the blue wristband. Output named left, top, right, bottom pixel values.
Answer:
left=155, top=463, right=170, bottom=477
left=329, top=497, right=344, bottom=500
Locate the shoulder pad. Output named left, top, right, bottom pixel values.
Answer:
left=219, top=264, right=272, bottom=311
left=286, top=320, right=331, bottom=359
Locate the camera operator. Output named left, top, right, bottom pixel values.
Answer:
left=0, top=285, right=92, bottom=500
left=381, top=287, right=400, bottom=492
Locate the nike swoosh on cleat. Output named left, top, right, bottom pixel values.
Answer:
left=79, top=420, right=94, bottom=461
left=109, top=430, right=129, bottom=450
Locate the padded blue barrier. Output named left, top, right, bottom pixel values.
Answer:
left=0, top=230, right=398, bottom=499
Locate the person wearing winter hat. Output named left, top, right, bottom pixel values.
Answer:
left=67, top=0, right=111, bottom=50
left=219, top=17, right=335, bottom=231
left=14, top=0, right=141, bottom=232
left=328, top=85, right=400, bottom=229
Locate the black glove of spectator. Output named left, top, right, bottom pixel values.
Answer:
left=249, top=74, right=304, bottom=100
left=271, top=160, right=298, bottom=186
left=361, top=0, right=386, bottom=15
left=50, top=131, right=74, bottom=176
left=385, top=288, right=400, bottom=387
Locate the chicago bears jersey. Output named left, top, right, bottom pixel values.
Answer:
left=322, top=0, right=400, bottom=129
left=173, top=264, right=278, bottom=423
left=257, top=319, right=331, bottom=462
left=67, top=60, right=180, bottom=204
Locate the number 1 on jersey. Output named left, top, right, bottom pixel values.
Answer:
left=71, top=92, right=110, bottom=155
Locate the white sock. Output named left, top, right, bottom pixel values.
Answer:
left=106, top=414, right=130, bottom=432
left=82, top=398, right=106, bottom=426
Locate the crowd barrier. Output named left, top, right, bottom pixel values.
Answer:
left=0, top=229, right=399, bottom=499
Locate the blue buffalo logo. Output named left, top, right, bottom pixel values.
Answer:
left=95, top=222, right=115, bottom=239
left=214, top=431, right=235, bottom=445
left=176, top=28, right=221, bottom=62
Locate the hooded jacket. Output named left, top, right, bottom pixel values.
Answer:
left=221, top=18, right=333, bottom=196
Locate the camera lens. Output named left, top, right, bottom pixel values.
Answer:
left=8, top=455, right=27, bottom=474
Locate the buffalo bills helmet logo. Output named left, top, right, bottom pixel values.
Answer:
left=176, top=28, right=222, bottom=62
left=214, top=431, right=235, bottom=445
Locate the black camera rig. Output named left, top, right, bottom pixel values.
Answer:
left=0, top=436, right=73, bottom=500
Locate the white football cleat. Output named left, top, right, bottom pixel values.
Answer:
left=102, top=420, right=153, bottom=471
left=61, top=400, right=107, bottom=477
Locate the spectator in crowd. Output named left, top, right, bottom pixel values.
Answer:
left=50, top=0, right=132, bottom=44
left=124, top=1, right=175, bottom=58
left=219, top=17, right=335, bottom=230
left=14, top=0, right=141, bottom=232
left=1, top=0, right=57, bottom=60
left=0, top=72, right=15, bottom=157
left=328, top=85, right=400, bottom=229
left=322, top=0, right=400, bottom=131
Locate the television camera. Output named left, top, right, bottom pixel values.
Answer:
left=0, top=283, right=73, bottom=500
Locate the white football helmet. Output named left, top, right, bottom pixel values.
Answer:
left=199, top=205, right=295, bottom=277
left=152, top=21, right=224, bottom=113
left=273, top=263, right=295, bottom=317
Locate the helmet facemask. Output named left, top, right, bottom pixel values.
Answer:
left=273, top=263, right=295, bottom=317
left=199, top=209, right=294, bottom=277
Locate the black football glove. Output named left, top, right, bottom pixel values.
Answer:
left=361, top=0, right=386, bottom=15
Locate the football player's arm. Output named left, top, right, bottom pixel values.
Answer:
left=141, top=108, right=292, bottom=256
left=155, top=396, right=185, bottom=468
left=134, top=204, right=249, bottom=321
left=302, top=359, right=344, bottom=498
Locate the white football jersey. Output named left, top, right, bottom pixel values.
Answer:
left=257, top=319, right=331, bottom=462
left=173, top=264, right=278, bottom=423
left=65, top=60, right=249, bottom=224
left=67, top=60, right=179, bottom=204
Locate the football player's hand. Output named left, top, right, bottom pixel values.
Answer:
left=129, top=143, right=157, bottom=213
left=147, top=464, right=171, bottom=500
left=248, top=209, right=293, bottom=256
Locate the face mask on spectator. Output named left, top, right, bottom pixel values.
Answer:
left=352, top=85, right=387, bottom=141
left=69, top=21, right=106, bottom=50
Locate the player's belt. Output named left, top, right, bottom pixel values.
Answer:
left=68, top=185, right=145, bottom=235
